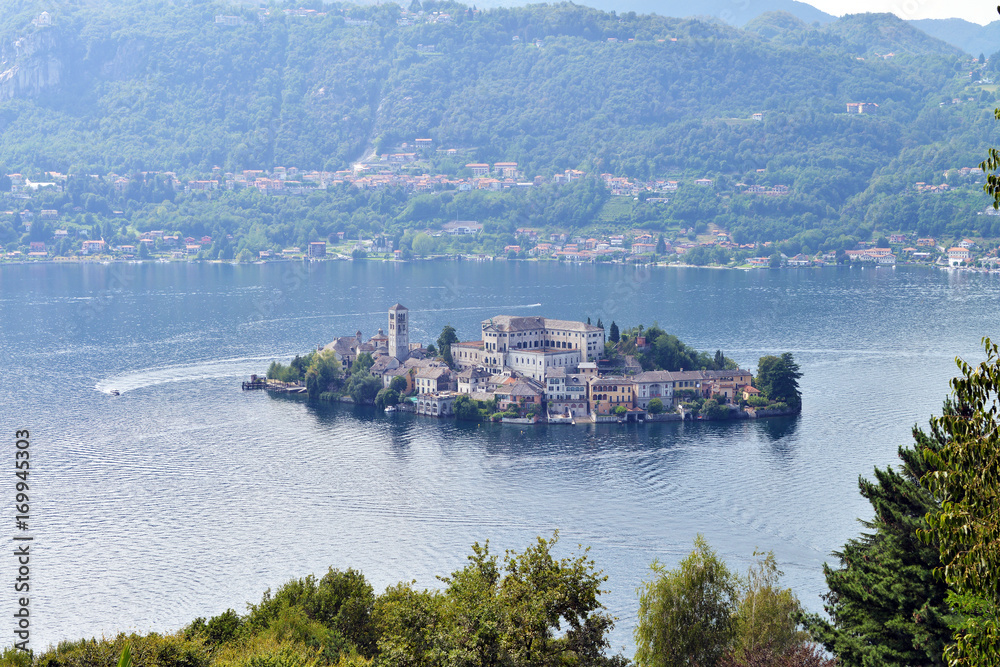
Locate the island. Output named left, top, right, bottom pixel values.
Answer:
left=248, top=303, right=801, bottom=424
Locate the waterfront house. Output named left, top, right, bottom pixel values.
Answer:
left=415, top=391, right=458, bottom=417
left=948, top=247, right=972, bottom=266
left=588, top=376, right=636, bottom=415
left=633, top=370, right=676, bottom=409
left=544, top=369, right=589, bottom=418
left=494, top=377, right=544, bottom=412
left=703, top=369, right=753, bottom=403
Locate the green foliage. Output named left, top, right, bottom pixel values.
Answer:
left=270, top=351, right=342, bottom=398
left=389, top=375, right=408, bottom=394
left=185, top=609, right=243, bottom=647
left=453, top=393, right=492, bottom=421
left=731, top=553, right=807, bottom=663
left=347, top=374, right=381, bottom=405
left=755, top=353, right=802, bottom=411
left=804, top=418, right=951, bottom=667
left=635, top=536, right=738, bottom=667
left=647, top=398, right=664, bottom=414
left=241, top=568, right=377, bottom=660
left=36, top=633, right=209, bottom=667
left=982, top=110, right=1000, bottom=209
left=351, top=354, right=374, bottom=377
left=374, top=388, right=399, bottom=410
left=613, top=405, right=628, bottom=416
left=637, top=540, right=826, bottom=667
left=922, top=338, right=1000, bottom=667
left=699, top=398, right=730, bottom=420
left=375, top=535, right=622, bottom=666
left=609, top=321, right=620, bottom=343
left=0, top=648, right=33, bottom=667
left=436, top=325, right=459, bottom=368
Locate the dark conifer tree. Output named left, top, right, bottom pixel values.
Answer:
left=609, top=321, right=619, bottom=343
left=804, top=412, right=954, bottom=666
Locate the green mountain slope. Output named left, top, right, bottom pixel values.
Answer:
left=0, top=0, right=998, bottom=251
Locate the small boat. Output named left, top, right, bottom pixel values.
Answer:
left=384, top=405, right=397, bottom=413
left=110, top=389, right=120, bottom=396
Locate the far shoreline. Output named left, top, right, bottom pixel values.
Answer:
left=0, top=254, right=961, bottom=272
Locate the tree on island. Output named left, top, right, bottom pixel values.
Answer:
left=609, top=321, right=620, bottom=343
left=700, top=398, right=729, bottom=420
left=389, top=375, right=407, bottom=395
left=375, top=387, right=399, bottom=410
left=648, top=398, right=664, bottom=414
left=437, top=324, right=459, bottom=367
left=344, top=353, right=380, bottom=403
left=755, top=353, right=802, bottom=410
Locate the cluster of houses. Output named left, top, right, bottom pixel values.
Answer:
left=320, top=304, right=757, bottom=423
left=3, top=156, right=731, bottom=205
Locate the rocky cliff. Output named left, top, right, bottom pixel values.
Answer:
left=0, top=27, right=63, bottom=103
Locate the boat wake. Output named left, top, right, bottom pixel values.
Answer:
left=94, top=354, right=295, bottom=395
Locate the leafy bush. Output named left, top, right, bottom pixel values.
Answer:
left=374, top=388, right=399, bottom=410
left=37, top=633, right=209, bottom=667
left=647, top=398, right=664, bottom=414
left=700, top=398, right=730, bottom=420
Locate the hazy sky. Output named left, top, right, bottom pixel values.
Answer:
left=806, top=0, right=998, bottom=24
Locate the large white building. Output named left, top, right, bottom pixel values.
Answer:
left=452, top=315, right=605, bottom=382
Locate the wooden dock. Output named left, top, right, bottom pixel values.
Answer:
left=241, top=376, right=307, bottom=393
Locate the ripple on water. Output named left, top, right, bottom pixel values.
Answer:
left=5, top=263, right=997, bottom=652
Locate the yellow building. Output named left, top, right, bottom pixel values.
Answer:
left=587, top=376, right=636, bottom=415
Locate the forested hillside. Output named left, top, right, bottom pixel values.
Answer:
left=2, top=0, right=1000, bottom=254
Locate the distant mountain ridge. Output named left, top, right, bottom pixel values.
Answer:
left=502, top=0, right=837, bottom=26
left=472, top=0, right=996, bottom=54
left=909, top=17, right=1000, bottom=56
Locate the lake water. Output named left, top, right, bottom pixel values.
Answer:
left=2, top=260, right=998, bottom=654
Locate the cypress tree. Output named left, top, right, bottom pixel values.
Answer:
left=804, top=416, right=954, bottom=666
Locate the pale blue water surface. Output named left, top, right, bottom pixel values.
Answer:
left=1, top=260, right=997, bottom=653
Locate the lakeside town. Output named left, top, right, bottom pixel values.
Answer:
left=250, top=303, right=800, bottom=424
left=2, top=157, right=1000, bottom=269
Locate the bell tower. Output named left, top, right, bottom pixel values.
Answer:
left=388, top=303, right=409, bottom=361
